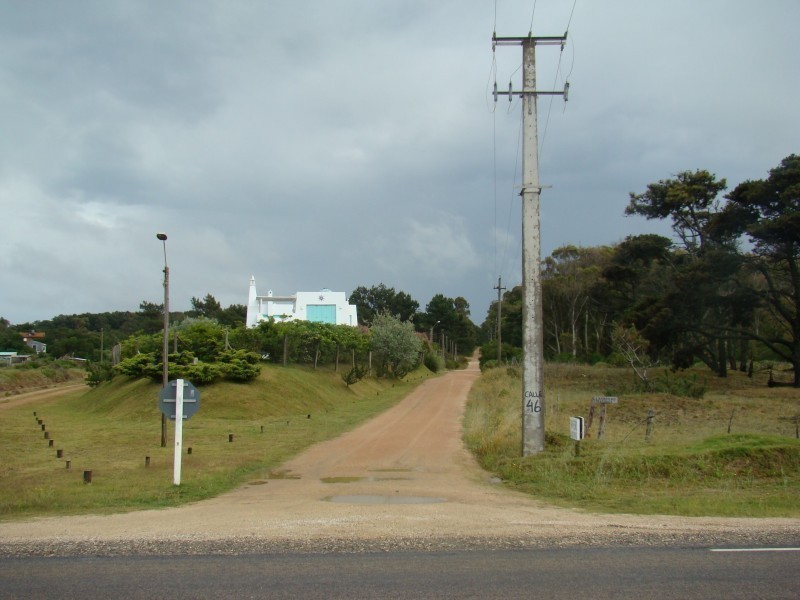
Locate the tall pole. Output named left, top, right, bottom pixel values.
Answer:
left=520, top=38, right=545, bottom=455
left=429, top=320, right=440, bottom=345
left=494, top=277, right=506, bottom=363
left=493, top=33, right=568, bottom=456
left=157, top=233, right=169, bottom=448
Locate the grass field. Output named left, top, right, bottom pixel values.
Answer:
left=3, top=359, right=799, bottom=520
left=464, top=363, right=800, bottom=517
left=0, top=364, right=433, bottom=520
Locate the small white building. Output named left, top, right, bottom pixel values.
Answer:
left=246, top=277, right=359, bottom=328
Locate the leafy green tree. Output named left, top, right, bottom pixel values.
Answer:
left=189, top=294, right=222, bottom=320
left=626, top=169, right=728, bottom=252
left=349, top=284, right=419, bottom=325
left=626, top=169, right=749, bottom=375
left=0, top=318, right=26, bottom=352
left=173, top=318, right=226, bottom=362
left=601, top=234, right=673, bottom=317
left=422, top=293, right=477, bottom=356
left=480, top=286, right=523, bottom=352
left=542, top=245, right=610, bottom=360
left=218, top=304, right=247, bottom=328
left=370, top=312, right=423, bottom=378
left=720, top=154, right=800, bottom=385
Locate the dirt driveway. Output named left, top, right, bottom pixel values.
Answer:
left=0, top=383, right=86, bottom=411
left=1, top=358, right=798, bottom=556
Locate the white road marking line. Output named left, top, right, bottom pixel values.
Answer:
left=710, top=548, right=800, bottom=553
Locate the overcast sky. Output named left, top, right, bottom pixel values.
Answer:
left=1, top=0, right=798, bottom=327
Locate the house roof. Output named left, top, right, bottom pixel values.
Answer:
left=20, top=331, right=46, bottom=340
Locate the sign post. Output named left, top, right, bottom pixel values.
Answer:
left=569, top=416, right=584, bottom=457
left=173, top=380, right=184, bottom=485
left=585, top=396, right=618, bottom=439
left=158, top=379, right=200, bottom=486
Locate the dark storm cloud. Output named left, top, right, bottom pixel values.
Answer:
left=1, top=1, right=797, bottom=325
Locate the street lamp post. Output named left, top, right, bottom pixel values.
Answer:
left=429, top=320, right=440, bottom=344
left=157, top=233, right=169, bottom=448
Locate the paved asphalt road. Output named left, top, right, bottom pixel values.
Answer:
left=1, top=546, right=798, bottom=599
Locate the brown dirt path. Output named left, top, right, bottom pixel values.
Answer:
left=1, top=357, right=798, bottom=555
left=0, top=383, right=86, bottom=411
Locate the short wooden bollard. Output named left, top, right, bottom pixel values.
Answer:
left=145, top=456, right=150, bottom=467
left=33, top=411, right=37, bottom=417
left=48, top=439, right=54, bottom=447
left=56, top=449, right=63, bottom=458
left=83, top=470, right=93, bottom=484
left=187, top=447, right=192, bottom=455
left=645, top=410, right=655, bottom=442
left=66, top=460, right=71, bottom=469
left=228, top=434, right=234, bottom=443
left=44, top=432, right=50, bottom=440
left=260, top=425, right=264, bottom=434
left=41, top=424, right=46, bottom=431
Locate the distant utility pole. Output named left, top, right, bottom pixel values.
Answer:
left=493, top=32, right=569, bottom=455
left=494, top=277, right=506, bottom=363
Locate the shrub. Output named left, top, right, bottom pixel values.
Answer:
left=182, top=362, right=223, bottom=384
left=220, top=359, right=261, bottom=382
left=481, top=359, right=499, bottom=371
left=423, top=352, right=444, bottom=373
left=86, top=362, right=114, bottom=387
left=116, top=353, right=160, bottom=379
left=370, top=312, right=422, bottom=378
left=342, top=364, right=367, bottom=386
left=655, top=370, right=706, bottom=398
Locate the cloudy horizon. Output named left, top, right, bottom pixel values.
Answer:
left=1, top=1, right=798, bottom=327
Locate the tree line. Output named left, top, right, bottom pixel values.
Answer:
left=2, top=285, right=480, bottom=379
left=480, top=154, right=800, bottom=387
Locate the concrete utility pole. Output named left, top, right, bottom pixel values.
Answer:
left=494, top=277, right=506, bottom=363
left=493, top=32, right=568, bottom=455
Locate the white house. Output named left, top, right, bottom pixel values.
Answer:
left=246, top=277, right=359, bottom=328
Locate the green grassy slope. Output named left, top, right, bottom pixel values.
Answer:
left=0, top=364, right=433, bottom=520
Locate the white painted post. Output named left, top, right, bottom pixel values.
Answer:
left=173, top=378, right=184, bottom=485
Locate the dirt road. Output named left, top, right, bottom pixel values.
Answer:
left=1, top=358, right=798, bottom=556
left=0, top=383, right=86, bottom=411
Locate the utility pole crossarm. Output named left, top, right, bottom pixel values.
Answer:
left=492, top=33, right=567, bottom=45
left=492, top=33, right=570, bottom=103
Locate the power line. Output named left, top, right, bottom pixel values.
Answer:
left=528, top=0, right=538, bottom=34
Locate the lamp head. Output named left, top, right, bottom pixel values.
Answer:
left=156, top=233, right=167, bottom=241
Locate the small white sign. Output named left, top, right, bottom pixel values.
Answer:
left=569, top=416, right=584, bottom=441
left=592, top=396, right=618, bottom=405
